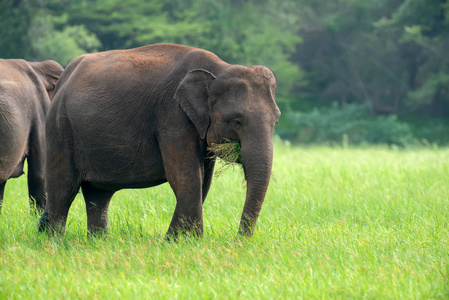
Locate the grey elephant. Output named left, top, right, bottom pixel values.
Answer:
left=0, top=59, right=64, bottom=211
left=38, top=43, right=280, bottom=238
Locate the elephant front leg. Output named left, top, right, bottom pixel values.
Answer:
left=166, top=178, right=204, bottom=239
left=202, top=156, right=216, bottom=204
left=160, top=136, right=205, bottom=239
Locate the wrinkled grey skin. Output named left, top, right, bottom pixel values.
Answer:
left=0, top=59, right=63, bottom=212
left=38, top=43, right=280, bottom=238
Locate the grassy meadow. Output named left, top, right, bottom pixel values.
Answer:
left=0, top=143, right=448, bottom=299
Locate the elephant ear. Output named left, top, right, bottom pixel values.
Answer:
left=174, top=69, right=216, bottom=139
left=28, top=60, right=64, bottom=98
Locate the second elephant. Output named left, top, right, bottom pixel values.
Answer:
left=0, top=59, right=64, bottom=211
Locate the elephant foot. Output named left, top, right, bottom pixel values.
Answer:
left=87, top=226, right=108, bottom=237
left=38, top=210, right=50, bottom=233
left=38, top=210, right=66, bottom=235
left=165, top=219, right=204, bottom=241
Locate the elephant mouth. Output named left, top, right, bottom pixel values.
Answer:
left=207, top=139, right=242, bottom=165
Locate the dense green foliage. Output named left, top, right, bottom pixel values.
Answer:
left=1, top=144, right=448, bottom=298
left=279, top=103, right=416, bottom=146
left=1, top=0, right=449, bottom=145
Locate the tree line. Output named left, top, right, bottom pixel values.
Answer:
left=1, top=0, right=448, bottom=145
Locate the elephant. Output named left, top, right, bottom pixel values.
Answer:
left=38, top=43, right=280, bottom=238
left=0, top=59, right=64, bottom=212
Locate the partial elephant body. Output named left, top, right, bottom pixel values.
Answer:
left=39, top=44, right=280, bottom=237
left=0, top=59, right=63, bottom=211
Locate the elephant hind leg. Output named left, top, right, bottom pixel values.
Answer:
left=0, top=181, right=5, bottom=213
left=38, top=179, right=79, bottom=234
left=81, top=183, right=114, bottom=235
left=38, top=155, right=80, bottom=234
left=27, top=125, right=47, bottom=212
left=39, top=109, right=84, bottom=234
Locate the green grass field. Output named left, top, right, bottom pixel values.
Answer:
left=1, top=144, right=448, bottom=299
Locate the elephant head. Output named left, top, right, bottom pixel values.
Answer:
left=175, top=65, right=281, bottom=236
left=28, top=60, right=64, bottom=101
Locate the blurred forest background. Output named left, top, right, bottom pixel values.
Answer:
left=1, top=0, right=449, bottom=146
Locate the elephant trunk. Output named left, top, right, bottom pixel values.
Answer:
left=238, top=134, right=274, bottom=236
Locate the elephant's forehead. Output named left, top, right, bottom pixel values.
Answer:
left=220, top=67, right=262, bottom=82
left=211, top=77, right=270, bottom=105
left=211, top=77, right=249, bottom=94
left=214, top=67, right=271, bottom=92
left=211, top=67, right=279, bottom=119
left=210, top=90, right=269, bottom=118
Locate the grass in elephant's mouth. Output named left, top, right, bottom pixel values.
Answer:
left=207, top=139, right=242, bottom=176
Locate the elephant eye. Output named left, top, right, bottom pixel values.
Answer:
left=229, top=118, right=242, bottom=129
